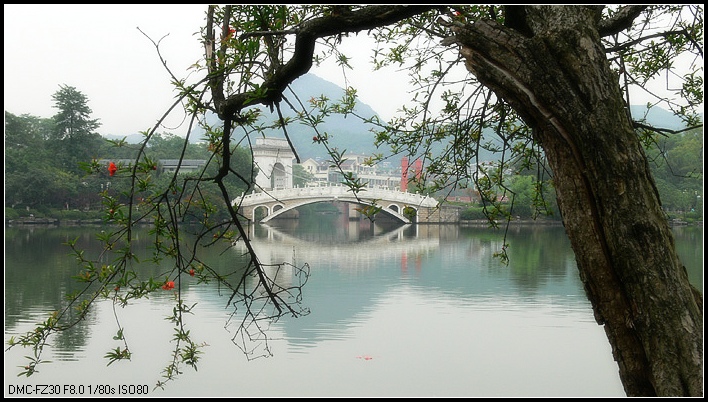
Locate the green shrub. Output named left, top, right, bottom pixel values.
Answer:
left=5, top=207, right=20, bottom=220
left=460, top=206, right=487, bottom=220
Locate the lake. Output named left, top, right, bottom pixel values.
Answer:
left=4, top=216, right=703, bottom=397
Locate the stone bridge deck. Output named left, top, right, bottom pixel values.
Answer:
left=233, top=184, right=454, bottom=223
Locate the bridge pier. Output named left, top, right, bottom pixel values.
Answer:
left=347, top=203, right=370, bottom=220
left=416, top=205, right=461, bottom=223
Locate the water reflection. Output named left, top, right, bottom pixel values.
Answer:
left=237, top=220, right=595, bottom=352
left=4, top=220, right=702, bottom=397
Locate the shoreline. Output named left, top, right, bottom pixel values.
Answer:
left=6, top=217, right=701, bottom=227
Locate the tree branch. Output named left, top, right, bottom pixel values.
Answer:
left=214, top=5, right=438, bottom=119
left=604, top=29, right=692, bottom=53
left=598, top=5, right=648, bottom=37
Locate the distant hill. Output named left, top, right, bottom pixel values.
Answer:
left=103, top=74, right=699, bottom=165
left=250, top=73, right=385, bottom=161
left=628, top=104, right=695, bottom=130
left=232, top=74, right=510, bottom=163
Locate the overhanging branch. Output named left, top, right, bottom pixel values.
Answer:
left=598, top=5, right=648, bottom=37
left=212, top=5, right=438, bottom=119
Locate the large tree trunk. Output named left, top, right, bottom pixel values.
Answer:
left=453, top=6, right=702, bottom=396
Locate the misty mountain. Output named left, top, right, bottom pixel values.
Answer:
left=628, top=104, right=692, bottom=130
left=249, top=73, right=386, bottom=162
left=104, top=74, right=698, bottom=165
left=249, top=74, right=505, bottom=164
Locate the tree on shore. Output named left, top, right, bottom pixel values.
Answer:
left=50, top=84, right=103, bottom=175
left=4, top=112, right=56, bottom=208
left=7, top=5, right=702, bottom=396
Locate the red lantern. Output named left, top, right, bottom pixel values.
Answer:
left=108, top=162, right=117, bottom=176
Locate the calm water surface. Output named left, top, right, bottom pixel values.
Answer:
left=4, top=216, right=702, bottom=397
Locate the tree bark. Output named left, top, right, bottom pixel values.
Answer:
left=452, top=5, right=702, bottom=397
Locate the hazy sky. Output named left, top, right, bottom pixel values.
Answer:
left=4, top=5, right=697, bottom=138
left=4, top=4, right=412, bottom=138
left=4, top=4, right=205, bottom=136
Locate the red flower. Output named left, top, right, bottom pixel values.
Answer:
left=162, top=281, right=175, bottom=290
left=223, top=26, right=236, bottom=42
left=189, top=269, right=195, bottom=277
left=108, top=162, right=117, bottom=176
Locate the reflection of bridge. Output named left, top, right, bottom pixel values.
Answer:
left=234, top=223, right=442, bottom=271
left=234, top=184, right=459, bottom=224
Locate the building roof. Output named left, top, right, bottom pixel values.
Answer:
left=160, top=159, right=206, bottom=167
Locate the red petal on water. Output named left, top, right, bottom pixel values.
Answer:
left=356, top=355, right=373, bottom=360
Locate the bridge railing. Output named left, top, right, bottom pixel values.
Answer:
left=234, top=183, right=438, bottom=207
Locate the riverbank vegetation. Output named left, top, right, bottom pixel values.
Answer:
left=5, top=107, right=702, bottom=225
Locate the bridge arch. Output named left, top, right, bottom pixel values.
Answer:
left=252, top=205, right=270, bottom=222
left=270, top=162, right=289, bottom=190
left=260, top=198, right=413, bottom=224
left=236, top=184, right=440, bottom=224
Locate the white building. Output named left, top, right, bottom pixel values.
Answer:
left=299, top=158, right=330, bottom=186
left=296, top=153, right=401, bottom=189
left=253, top=138, right=296, bottom=190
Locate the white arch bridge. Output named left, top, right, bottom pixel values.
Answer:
left=234, top=184, right=459, bottom=224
